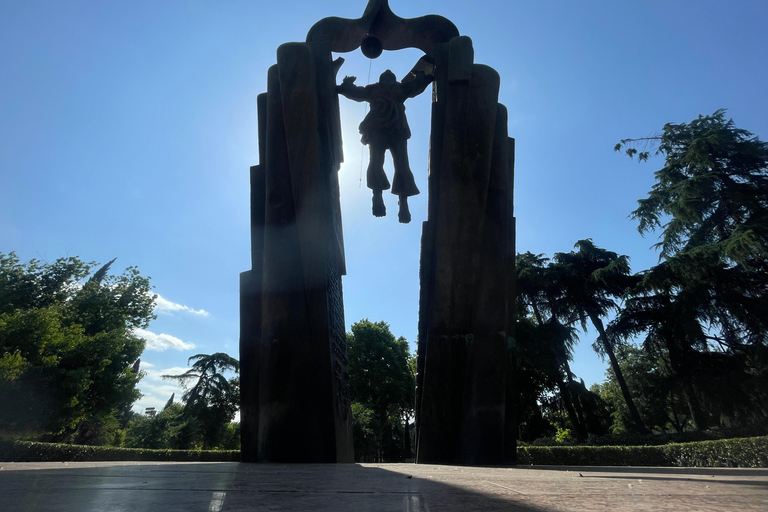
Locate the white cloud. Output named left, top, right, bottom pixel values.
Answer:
left=150, top=366, right=192, bottom=380
left=134, top=362, right=240, bottom=417
left=146, top=366, right=195, bottom=388
left=134, top=328, right=196, bottom=351
left=134, top=362, right=191, bottom=413
left=154, top=294, right=210, bottom=317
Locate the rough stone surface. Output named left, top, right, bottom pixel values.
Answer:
left=416, top=36, right=516, bottom=465
left=240, top=41, right=352, bottom=463
left=2, top=462, right=767, bottom=511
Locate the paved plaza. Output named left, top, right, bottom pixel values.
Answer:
left=1, top=461, right=767, bottom=511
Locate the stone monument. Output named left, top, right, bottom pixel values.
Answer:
left=240, top=0, right=516, bottom=464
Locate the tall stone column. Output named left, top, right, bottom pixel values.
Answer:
left=240, top=42, right=353, bottom=463
left=416, top=36, right=517, bottom=465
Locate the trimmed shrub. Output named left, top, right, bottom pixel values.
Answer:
left=3, top=437, right=766, bottom=467
left=0, top=441, right=239, bottom=462
left=517, top=436, right=768, bottom=467
left=664, top=437, right=768, bottom=468
left=586, top=426, right=768, bottom=447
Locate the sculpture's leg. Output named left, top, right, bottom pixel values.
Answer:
left=367, top=144, right=388, bottom=217
left=390, top=139, right=419, bottom=198
left=372, top=189, right=386, bottom=217
left=398, top=195, right=411, bottom=224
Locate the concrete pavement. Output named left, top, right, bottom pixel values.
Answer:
left=1, top=461, right=767, bottom=511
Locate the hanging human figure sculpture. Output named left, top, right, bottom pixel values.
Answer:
left=337, top=65, right=434, bottom=223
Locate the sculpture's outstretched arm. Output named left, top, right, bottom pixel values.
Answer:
left=401, top=71, right=434, bottom=99
left=336, top=76, right=369, bottom=102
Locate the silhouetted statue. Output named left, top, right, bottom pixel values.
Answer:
left=337, top=68, right=433, bottom=223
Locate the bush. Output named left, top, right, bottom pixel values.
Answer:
left=586, top=426, right=768, bottom=446
left=0, top=441, right=239, bottom=462
left=3, top=437, right=766, bottom=467
left=667, top=437, right=768, bottom=467
left=517, top=436, right=768, bottom=467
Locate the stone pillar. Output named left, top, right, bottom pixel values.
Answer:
left=416, top=36, right=516, bottom=465
left=240, top=42, right=353, bottom=463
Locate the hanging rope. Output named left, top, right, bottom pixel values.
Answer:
left=359, top=57, right=373, bottom=188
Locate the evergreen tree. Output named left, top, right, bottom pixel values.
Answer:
left=515, top=252, right=611, bottom=440
left=552, top=240, right=648, bottom=434
left=613, top=111, right=768, bottom=429
left=162, top=353, right=240, bottom=449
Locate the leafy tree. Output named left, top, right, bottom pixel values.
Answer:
left=0, top=253, right=155, bottom=444
left=346, top=320, right=414, bottom=462
left=163, top=352, right=240, bottom=449
left=552, top=240, right=648, bottom=434
left=515, top=253, right=611, bottom=440
left=613, top=110, right=768, bottom=429
left=512, top=315, right=557, bottom=441
left=592, top=344, right=689, bottom=434
left=350, top=402, right=377, bottom=460
left=124, top=402, right=195, bottom=450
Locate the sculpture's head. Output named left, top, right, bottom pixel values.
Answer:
left=379, top=69, right=397, bottom=85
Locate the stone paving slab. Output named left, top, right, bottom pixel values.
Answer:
left=1, top=461, right=767, bottom=511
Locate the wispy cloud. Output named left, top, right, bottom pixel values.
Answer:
left=134, top=363, right=191, bottom=413
left=134, top=328, right=196, bottom=351
left=150, top=366, right=192, bottom=381
left=154, top=294, right=210, bottom=317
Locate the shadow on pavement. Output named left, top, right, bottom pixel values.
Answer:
left=0, top=461, right=550, bottom=512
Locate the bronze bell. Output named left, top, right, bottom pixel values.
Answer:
left=360, top=35, right=383, bottom=59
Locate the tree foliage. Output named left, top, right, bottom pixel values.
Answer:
left=618, top=109, right=768, bottom=265
left=612, top=110, right=768, bottom=430
left=124, top=403, right=195, bottom=450
left=162, top=353, right=240, bottom=449
left=346, top=320, right=414, bottom=462
left=0, top=252, right=155, bottom=444
left=552, top=240, right=648, bottom=434
left=591, top=345, right=689, bottom=434
left=514, top=252, right=612, bottom=441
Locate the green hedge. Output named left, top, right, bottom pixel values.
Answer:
left=0, top=441, right=239, bottom=462
left=517, top=436, right=768, bottom=467
left=3, top=437, right=767, bottom=467
left=586, top=426, right=768, bottom=447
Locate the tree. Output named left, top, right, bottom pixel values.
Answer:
left=346, top=320, right=414, bottom=462
left=610, top=252, right=768, bottom=429
left=162, top=352, right=240, bottom=449
left=515, top=252, right=611, bottom=440
left=613, top=110, right=768, bottom=429
left=616, top=109, right=768, bottom=266
left=0, top=252, right=155, bottom=444
left=124, top=402, right=195, bottom=450
left=552, top=240, right=648, bottom=434
left=592, top=344, right=689, bottom=434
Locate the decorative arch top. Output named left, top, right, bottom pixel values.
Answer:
left=306, top=0, right=459, bottom=58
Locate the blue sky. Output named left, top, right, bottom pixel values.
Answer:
left=2, top=0, right=767, bottom=414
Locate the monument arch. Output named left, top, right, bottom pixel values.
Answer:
left=240, top=0, right=516, bottom=465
